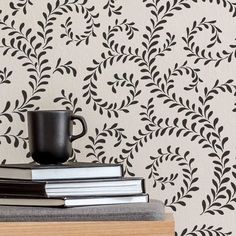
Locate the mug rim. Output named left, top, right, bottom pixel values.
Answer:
left=27, top=110, right=72, bottom=113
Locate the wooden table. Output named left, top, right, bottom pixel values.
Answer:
left=0, top=213, right=174, bottom=236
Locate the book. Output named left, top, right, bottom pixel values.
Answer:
left=0, top=194, right=149, bottom=207
left=0, top=162, right=123, bottom=180
left=0, top=178, right=145, bottom=197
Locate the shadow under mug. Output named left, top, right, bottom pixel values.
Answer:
left=27, top=110, right=87, bottom=164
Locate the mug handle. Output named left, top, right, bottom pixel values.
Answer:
left=70, top=115, right=87, bottom=142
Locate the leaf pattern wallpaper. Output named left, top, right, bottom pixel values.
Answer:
left=0, top=0, right=236, bottom=234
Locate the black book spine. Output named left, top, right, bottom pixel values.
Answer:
left=0, top=182, right=47, bottom=197
left=120, top=164, right=124, bottom=177
left=141, top=179, right=146, bottom=194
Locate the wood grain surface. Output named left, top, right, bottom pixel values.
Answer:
left=0, top=213, right=174, bottom=236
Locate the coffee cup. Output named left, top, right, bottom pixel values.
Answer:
left=27, top=110, right=87, bottom=164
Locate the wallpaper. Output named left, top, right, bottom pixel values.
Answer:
left=0, top=0, right=236, bottom=235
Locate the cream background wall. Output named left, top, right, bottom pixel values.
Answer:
left=0, top=0, right=236, bottom=235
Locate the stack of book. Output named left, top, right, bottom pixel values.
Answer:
left=0, top=162, right=148, bottom=207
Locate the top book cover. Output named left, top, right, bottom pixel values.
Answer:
left=0, top=162, right=123, bottom=181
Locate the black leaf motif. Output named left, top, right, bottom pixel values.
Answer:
left=9, top=0, right=33, bottom=16
left=177, top=224, right=232, bottom=236
left=103, top=0, right=122, bottom=17
left=53, top=58, right=77, bottom=77
left=53, top=90, right=82, bottom=115
left=0, top=67, right=13, bottom=85
left=86, top=123, right=127, bottom=165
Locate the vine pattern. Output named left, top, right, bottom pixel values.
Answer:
left=83, top=19, right=141, bottom=118
left=146, top=146, right=199, bottom=211
left=60, top=13, right=100, bottom=46
left=81, top=1, right=236, bottom=234
left=36, top=0, right=100, bottom=50
left=0, top=1, right=100, bottom=145
left=83, top=0, right=236, bottom=218
left=86, top=123, right=127, bottom=164
left=0, top=0, right=236, bottom=235
left=83, top=71, right=141, bottom=118
left=182, top=18, right=236, bottom=67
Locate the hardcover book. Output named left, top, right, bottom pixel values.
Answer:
left=0, top=178, right=145, bottom=197
left=0, top=194, right=149, bottom=207
left=0, top=162, right=123, bottom=180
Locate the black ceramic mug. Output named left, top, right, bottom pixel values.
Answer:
left=27, top=110, right=87, bottom=164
